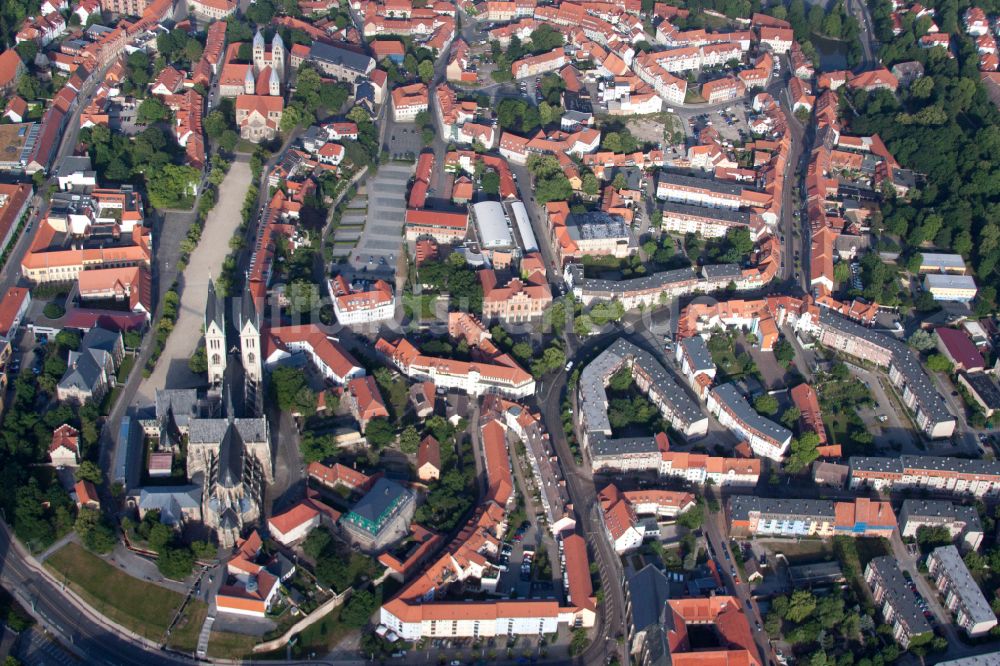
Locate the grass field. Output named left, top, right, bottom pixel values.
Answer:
left=207, top=630, right=259, bottom=659
left=44, top=542, right=205, bottom=649
left=759, top=539, right=833, bottom=564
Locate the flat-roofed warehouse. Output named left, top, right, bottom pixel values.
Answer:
left=472, top=201, right=513, bottom=249
left=0, top=123, right=38, bottom=172
left=787, top=561, right=846, bottom=587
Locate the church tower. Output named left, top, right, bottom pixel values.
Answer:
left=268, top=66, right=281, bottom=97
left=239, top=286, right=263, bottom=389
left=243, top=66, right=255, bottom=95
left=205, top=279, right=227, bottom=386
left=252, top=29, right=265, bottom=73
left=271, top=32, right=285, bottom=82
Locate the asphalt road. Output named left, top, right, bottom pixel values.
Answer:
left=846, top=0, right=879, bottom=67
left=0, top=521, right=194, bottom=666
left=703, top=509, right=775, bottom=666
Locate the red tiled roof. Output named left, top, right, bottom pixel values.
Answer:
left=268, top=500, right=319, bottom=536
left=0, top=286, right=29, bottom=338
left=935, top=327, right=985, bottom=370
left=417, top=435, right=440, bottom=471
left=75, top=479, right=99, bottom=506
left=50, top=424, right=80, bottom=454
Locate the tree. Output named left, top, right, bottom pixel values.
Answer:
left=569, top=628, right=589, bottom=656
left=773, top=339, right=795, bottom=368
left=400, top=425, right=420, bottom=454
left=581, top=173, right=599, bottom=196
left=676, top=503, right=704, bottom=530
left=43, top=302, right=65, bottom=319
left=268, top=366, right=317, bottom=416
left=303, top=528, right=332, bottom=560
left=219, top=130, right=239, bottom=153
left=785, top=589, right=817, bottom=623
left=785, top=432, right=821, bottom=473
left=341, top=589, right=377, bottom=627
left=192, top=541, right=217, bottom=559
left=908, top=329, right=936, bottom=351
left=418, top=59, right=434, bottom=83
left=915, top=525, right=952, bottom=549
left=75, top=461, right=103, bottom=485
left=280, top=104, right=302, bottom=133
left=146, top=164, right=199, bottom=210
left=781, top=406, right=801, bottom=429
left=754, top=393, right=779, bottom=416
left=158, top=546, right=194, bottom=580
left=833, top=261, right=851, bottom=284
left=481, top=171, right=500, bottom=195
left=926, top=354, right=953, bottom=373
left=204, top=110, right=229, bottom=139
left=365, top=418, right=395, bottom=448
left=137, top=97, right=170, bottom=125
left=76, top=509, right=116, bottom=554
left=189, top=344, right=207, bottom=374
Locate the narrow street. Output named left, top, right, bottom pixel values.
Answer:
left=703, top=506, right=775, bottom=666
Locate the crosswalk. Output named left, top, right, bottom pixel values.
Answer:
left=16, top=628, right=79, bottom=666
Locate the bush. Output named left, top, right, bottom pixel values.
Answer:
left=43, top=302, right=65, bottom=319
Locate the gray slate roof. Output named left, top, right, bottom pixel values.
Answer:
left=139, top=485, right=201, bottom=526
left=189, top=418, right=268, bottom=445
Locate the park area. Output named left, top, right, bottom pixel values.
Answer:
left=44, top=542, right=206, bottom=653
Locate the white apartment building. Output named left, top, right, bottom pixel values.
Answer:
left=708, top=384, right=791, bottom=461
left=927, top=546, right=998, bottom=637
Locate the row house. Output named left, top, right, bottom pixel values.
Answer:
left=729, top=495, right=896, bottom=538
left=814, top=310, right=955, bottom=438
left=657, top=433, right=760, bottom=486
left=849, top=455, right=1000, bottom=497
left=898, top=500, right=983, bottom=551
left=578, top=338, right=709, bottom=460
left=632, top=58, right=688, bottom=105
left=374, top=336, right=535, bottom=399
left=510, top=47, right=566, bottom=79
left=701, top=76, right=745, bottom=104
left=659, top=201, right=752, bottom=238
left=599, top=483, right=696, bottom=554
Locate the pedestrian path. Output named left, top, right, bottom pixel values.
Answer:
left=196, top=612, right=215, bottom=659
left=135, top=160, right=253, bottom=403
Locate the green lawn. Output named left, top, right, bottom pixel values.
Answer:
left=293, top=607, right=354, bottom=656
left=761, top=539, right=833, bottom=564
left=44, top=542, right=206, bottom=648
left=116, top=354, right=136, bottom=384
left=207, top=630, right=259, bottom=659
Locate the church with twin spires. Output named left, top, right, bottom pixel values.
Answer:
left=184, top=280, right=270, bottom=548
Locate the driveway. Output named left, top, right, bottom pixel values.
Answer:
left=134, top=160, right=253, bottom=404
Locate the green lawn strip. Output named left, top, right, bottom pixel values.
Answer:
left=116, top=354, right=136, bottom=384
left=44, top=542, right=203, bottom=646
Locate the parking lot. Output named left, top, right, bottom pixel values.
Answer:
left=347, top=162, right=413, bottom=275
left=687, top=101, right=752, bottom=145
